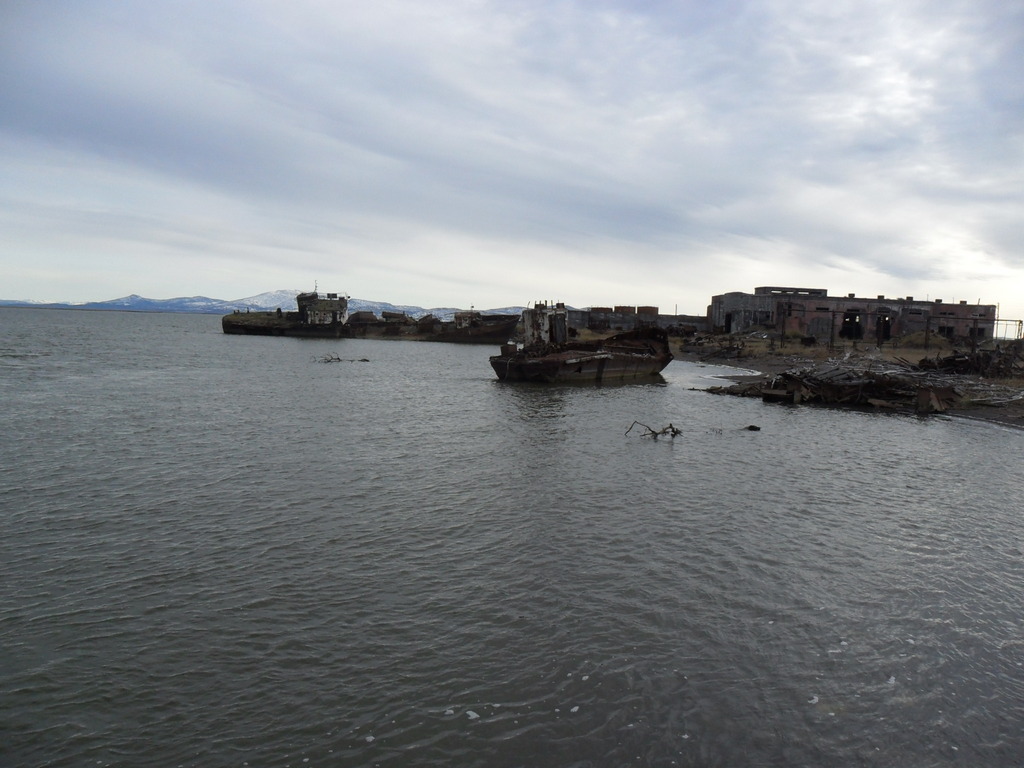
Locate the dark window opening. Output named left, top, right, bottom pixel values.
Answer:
left=840, top=311, right=864, bottom=339
left=875, top=314, right=892, bottom=342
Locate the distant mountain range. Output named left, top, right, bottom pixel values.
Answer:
left=0, top=290, right=525, bottom=323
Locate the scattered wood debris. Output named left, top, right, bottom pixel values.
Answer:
left=704, top=345, right=1024, bottom=417
left=706, top=359, right=967, bottom=414
left=912, top=346, right=1024, bottom=378
left=682, top=335, right=746, bottom=360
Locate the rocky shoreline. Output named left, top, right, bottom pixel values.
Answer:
left=675, top=346, right=1024, bottom=429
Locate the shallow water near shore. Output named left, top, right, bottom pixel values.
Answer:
left=2, top=307, right=1023, bottom=767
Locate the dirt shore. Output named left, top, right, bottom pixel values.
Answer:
left=673, top=342, right=1024, bottom=429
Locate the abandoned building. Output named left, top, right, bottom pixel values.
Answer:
left=709, top=286, right=998, bottom=343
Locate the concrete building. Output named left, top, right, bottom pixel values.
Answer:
left=709, top=286, right=997, bottom=343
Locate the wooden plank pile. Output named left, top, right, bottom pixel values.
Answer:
left=707, top=361, right=967, bottom=414
left=762, top=365, right=963, bottom=413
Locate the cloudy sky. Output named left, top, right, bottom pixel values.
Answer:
left=2, top=0, right=1022, bottom=320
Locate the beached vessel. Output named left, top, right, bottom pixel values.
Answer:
left=489, top=302, right=673, bottom=382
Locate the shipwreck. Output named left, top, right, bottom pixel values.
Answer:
left=489, top=302, right=674, bottom=383
left=222, top=291, right=350, bottom=338
left=222, top=291, right=518, bottom=343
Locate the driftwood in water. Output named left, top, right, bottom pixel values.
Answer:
left=313, top=355, right=371, bottom=363
left=626, top=421, right=682, bottom=439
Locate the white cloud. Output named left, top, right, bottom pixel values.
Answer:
left=1, top=0, right=1022, bottom=321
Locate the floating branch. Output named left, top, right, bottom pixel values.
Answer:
left=625, top=421, right=682, bottom=439
left=313, top=355, right=370, bottom=363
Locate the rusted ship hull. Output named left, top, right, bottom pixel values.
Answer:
left=223, top=310, right=518, bottom=343
left=490, top=328, right=674, bottom=383
left=347, top=315, right=519, bottom=344
left=221, top=312, right=349, bottom=337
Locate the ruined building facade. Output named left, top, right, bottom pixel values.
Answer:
left=709, top=287, right=997, bottom=343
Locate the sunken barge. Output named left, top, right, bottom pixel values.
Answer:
left=489, top=302, right=674, bottom=383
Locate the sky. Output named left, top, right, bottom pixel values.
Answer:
left=2, top=0, right=1023, bottom=321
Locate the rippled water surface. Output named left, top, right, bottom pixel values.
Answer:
left=2, top=308, right=1023, bottom=767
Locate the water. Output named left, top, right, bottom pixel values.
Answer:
left=2, top=307, right=1023, bottom=767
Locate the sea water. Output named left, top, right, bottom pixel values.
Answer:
left=2, top=307, right=1023, bottom=767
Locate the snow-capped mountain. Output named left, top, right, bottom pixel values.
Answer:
left=232, top=290, right=303, bottom=310
left=0, top=291, right=523, bottom=321
left=232, top=291, right=497, bottom=321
